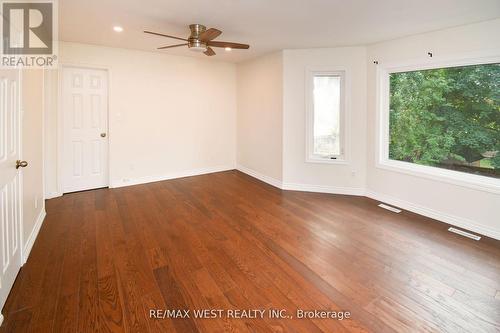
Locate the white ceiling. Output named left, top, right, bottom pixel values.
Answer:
left=60, top=0, right=500, bottom=63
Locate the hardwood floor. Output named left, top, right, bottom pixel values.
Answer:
left=1, top=170, right=499, bottom=332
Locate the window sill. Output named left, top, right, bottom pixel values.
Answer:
left=377, top=159, right=500, bottom=194
left=306, top=156, right=349, bottom=165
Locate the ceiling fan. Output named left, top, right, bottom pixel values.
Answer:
left=144, top=24, right=250, bottom=56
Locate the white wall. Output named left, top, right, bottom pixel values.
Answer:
left=236, top=52, right=283, bottom=182
left=366, top=19, right=500, bottom=239
left=282, top=47, right=367, bottom=194
left=45, top=42, right=237, bottom=194
left=22, top=69, right=46, bottom=260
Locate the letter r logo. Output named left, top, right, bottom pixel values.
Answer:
left=2, top=2, right=53, bottom=54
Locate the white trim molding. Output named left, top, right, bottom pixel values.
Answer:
left=236, top=167, right=499, bottom=240
left=110, top=165, right=235, bottom=188
left=282, top=182, right=364, bottom=196
left=22, top=207, right=47, bottom=264
left=0, top=313, right=3, bottom=327
left=45, top=191, right=62, bottom=199
left=236, top=165, right=283, bottom=189
left=376, top=160, right=500, bottom=194
left=375, top=53, right=500, bottom=194
left=366, top=190, right=500, bottom=241
left=236, top=165, right=364, bottom=196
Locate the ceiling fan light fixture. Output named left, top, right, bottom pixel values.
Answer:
left=224, top=47, right=232, bottom=51
left=188, top=39, right=207, bottom=52
left=189, top=45, right=208, bottom=52
left=113, top=26, right=123, bottom=32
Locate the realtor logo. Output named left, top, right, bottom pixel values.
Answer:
left=2, top=2, right=52, bottom=54
left=1, top=0, right=57, bottom=67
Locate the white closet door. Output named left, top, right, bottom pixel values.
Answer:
left=62, top=67, right=109, bottom=193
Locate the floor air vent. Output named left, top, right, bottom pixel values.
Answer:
left=448, top=227, right=481, bottom=241
left=377, top=203, right=402, bottom=213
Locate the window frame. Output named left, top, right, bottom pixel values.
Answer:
left=305, top=69, right=348, bottom=165
left=376, top=54, right=500, bottom=194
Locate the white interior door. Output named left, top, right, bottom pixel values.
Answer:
left=62, top=67, right=108, bottom=193
left=0, top=69, right=23, bottom=312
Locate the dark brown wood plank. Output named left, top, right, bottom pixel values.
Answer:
left=1, top=171, right=499, bottom=332
left=52, top=199, right=85, bottom=333
left=77, top=208, right=100, bottom=332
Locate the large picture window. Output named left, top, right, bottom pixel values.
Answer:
left=389, top=64, right=500, bottom=178
left=386, top=62, right=499, bottom=181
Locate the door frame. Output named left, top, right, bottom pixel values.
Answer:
left=17, top=70, right=25, bottom=264
left=57, top=63, right=111, bottom=195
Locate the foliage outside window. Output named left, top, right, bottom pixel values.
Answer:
left=389, top=63, right=500, bottom=179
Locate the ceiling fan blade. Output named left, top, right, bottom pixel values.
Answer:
left=199, top=28, right=222, bottom=42
left=207, top=41, right=249, bottom=49
left=144, top=30, right=188, bottom=42
left=204, top=47, right=216, bottom=56
left=157, top=43, right=188, bottom=50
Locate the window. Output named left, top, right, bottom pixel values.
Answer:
left=378, top=58, right=500, bottom=192
left=306, top=70, right=346, bottom=163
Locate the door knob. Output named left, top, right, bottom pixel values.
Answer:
left=16, top=160, right=28, bottom=169
left=100, top=133, right=107, bottom=138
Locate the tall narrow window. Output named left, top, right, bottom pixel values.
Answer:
left=307, top=71, right=345, bottom=162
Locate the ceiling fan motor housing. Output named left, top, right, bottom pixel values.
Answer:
left=188, top=24, right=208, bottom=52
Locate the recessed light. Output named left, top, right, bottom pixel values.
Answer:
left=225, top=47, right=232, bottom=51
left=113, top=26, right=123, bottom=32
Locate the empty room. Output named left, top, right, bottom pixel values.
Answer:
left=0, top=0, right=499, bottom=332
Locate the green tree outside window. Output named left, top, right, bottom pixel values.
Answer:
left=389, top=63, right=500, bottom=178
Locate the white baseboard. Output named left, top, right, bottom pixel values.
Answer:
left=110, top=165, right=235, bottom=188
left=235, top=167, right=499, bottom=240
left=282, top=182, right=365, bottom=196
left=22, top=207, right=47, bottom=264
left=45, top=191, right=62, bottom=199
left=366, top=190, right=500, bottom=241
left=236, top=165, right=284, bottom=189
left=236, top=165, right=364, bottom=196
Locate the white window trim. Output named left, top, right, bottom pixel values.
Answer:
left=376, top=53, right=500, bottom=194
left=305, top=68, right=349, bottom=165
